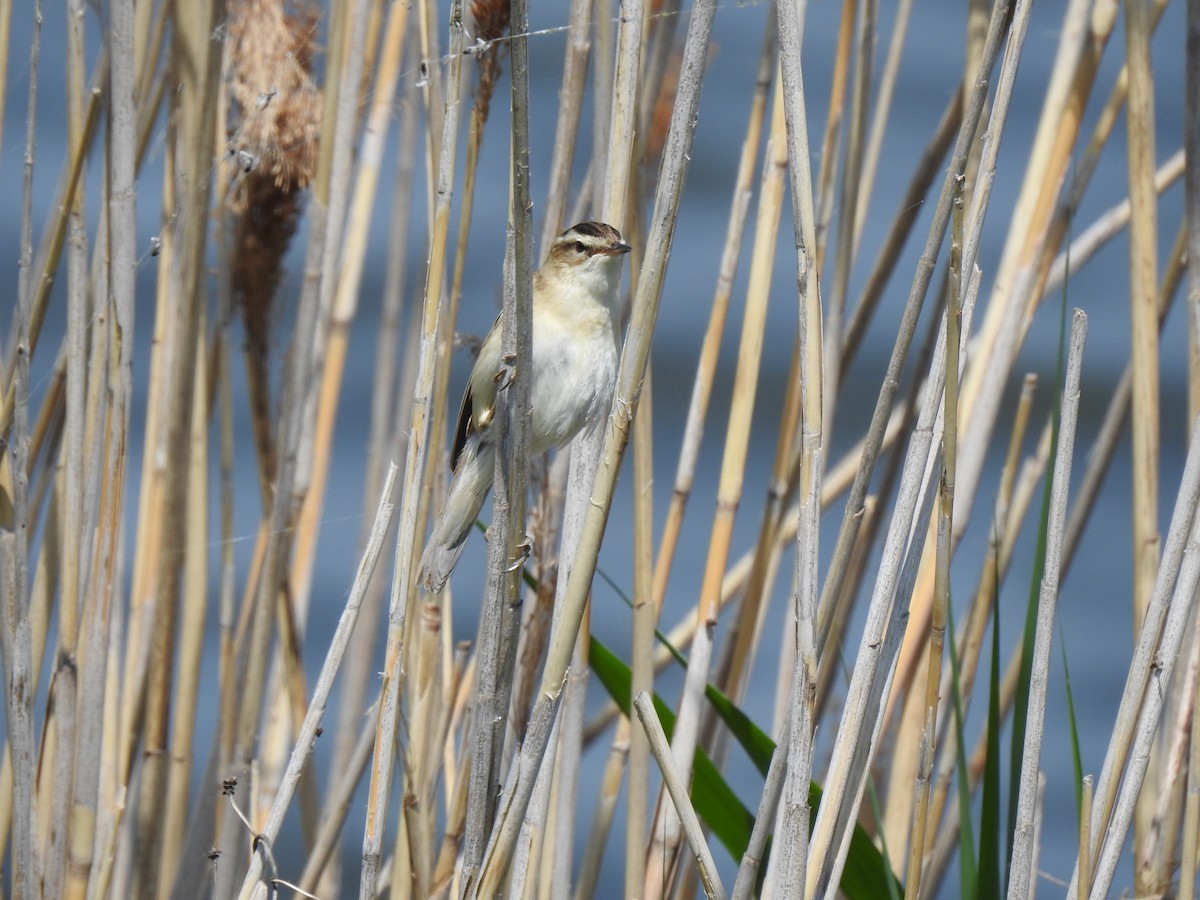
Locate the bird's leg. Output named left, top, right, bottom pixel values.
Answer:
left=494, top=352, right=518, bottom=392
left=505, top=536, right=532, bottom=573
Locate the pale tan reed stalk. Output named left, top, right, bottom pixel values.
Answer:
left=804, top=2, right=1012, bottom=889
left=1184, top=662, right=1200, bottom=900
left=329, top=60, right=422, bottom=858
left=644, top=66, right=787, bottom=899
left=922, top=374, right=1036, bottom=850
left=1190, top=0, right=1200, bottom=426
left=886, top=0, right=1032, bottom=757
left=905, top=174, right=964, bottom=896
left=812, top=0, right=855, bottom=271
left=360, top=2, right=466, bottom=893
left=821, top=0, right=874, bottom=442
left=852, top=0, right=914, bottom=248
left=1137, top=609, right=1200, bottom=891
left=648, top=7, right=776, bottom=720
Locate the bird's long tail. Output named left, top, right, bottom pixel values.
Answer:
left=418, top=438, right=494, bottom=591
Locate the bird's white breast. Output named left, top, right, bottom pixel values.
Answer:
left=527, top=300, right=618, bottom=456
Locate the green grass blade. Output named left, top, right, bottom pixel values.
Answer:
left=588, top=636, right=901, bottom=898
left=1059, top=628, right=1084, bottom=820
left=947, top=602, right=979, bottom=899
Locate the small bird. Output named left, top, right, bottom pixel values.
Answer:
left=418, top=221, right=632, bottom=591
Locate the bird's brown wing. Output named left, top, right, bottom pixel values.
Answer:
left=451, top=383, right=474, bottom=473
left=452, top=313, right=503, bottom=473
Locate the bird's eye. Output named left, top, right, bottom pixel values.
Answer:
left=573, top=241, right=587, bottom=254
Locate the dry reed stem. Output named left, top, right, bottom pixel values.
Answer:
left=768, top=0, right=826, bottom=874
left=472, top=2, right=717, bottom=892
left=1008, top=309, right=1088, bottom=897
left=815, top=0, right=1002, bottom=662
left=634, top=693, right=727, bottom=900
left=539, top=0, right=592, bottom=253
left=852, top=0, right=914, bottom=249
left=1084, top=476, right=1200, bottom=896
left=905, top=175, right=964, bottom=895
left=1190, top=0, right=1200, bottom=427
left=1137, top=610, right=1200, bottom=891
left=840, top=90, right=961, bottom=382
left=886, top=0, right=1031, bottom=748
left=0, top=0, right=10, bottom=162
left=3, top=72, right=36, bottom=896
left=1123, top=2, right=1161, bottom=706
left=649, top=7, right=774, bottom=652
left=330, top=62, right=421, bottom=841
left=126, top=0, right=224, bottom=888
left=1185, top=653, right=1200, bottom=900
left=1, top=66, right=102, bottom=437
left=923, top=373, right=1035, bottom=850
left=1068, top=408, right=1200, bottom=897
left=466, top=0, right=537, bottom=873
left=646, top=65, right=786, bottom=897
left=286, top=0, right=401, bottom=631
left=298, top=702, right=381, bottom=893
left=812, top=0, right=855, bottom=271
left=237, top=464, right=397, bottom=899
left=45, top=1, right=89, bottom=890
left=360, top=2, right=466, bottom=893
left=1078, top=773, right=1094, bottom=900
left=805, top=1, right=1011, bottom=889
left=822, top=0, right=873, bottom=443
left=702, top=20, right=795, bottom=766
left=231, top=0, right=371, bottom=879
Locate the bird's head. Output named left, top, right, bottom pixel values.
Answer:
left=544, top=221, right=631, bottom=296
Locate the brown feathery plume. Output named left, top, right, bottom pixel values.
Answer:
left=225, top=0, right=322, bottom=492
left=471, top=0, right=511, bottom=121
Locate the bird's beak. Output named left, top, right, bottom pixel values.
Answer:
left=601, top=241, right=632, bottom=257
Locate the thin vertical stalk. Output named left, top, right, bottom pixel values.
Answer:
left=1007, top=310, right=1088, bottom=898
left=540, top=0, right=591, bottom=252
left=822, top=0, right=873, bottom=440
left=1124, top=0, right=1160, bottom=638
left=359, top=4, right=466, bottom=895
left=45, top=0, right=89, bottom=889
left=330, top=21, right=419, bottom=813
left=774, top=0, right=824, bottom=887
left=464, top=0, right=536, bottom=885
left=649, top=5, right=775, bottom=677
left=1189, top=0, right=1200, bottom=426
left=906, top=174, right=963, bottom=895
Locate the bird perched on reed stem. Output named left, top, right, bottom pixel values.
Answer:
left=418, top=222, right=631, bottom=591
